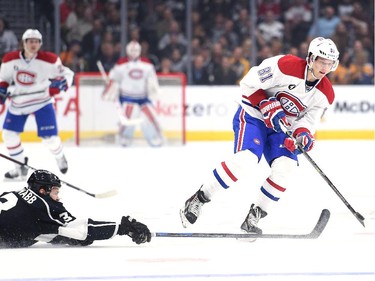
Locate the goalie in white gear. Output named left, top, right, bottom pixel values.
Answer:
left=0, top=29, right=74, bottom=181
left=180, top=37, right=339, bottom=238
left=102, top=40, right=164, bottom=147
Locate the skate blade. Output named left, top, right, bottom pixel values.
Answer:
left=236, top=230, right=258, bottom=243
left=179, top=208, right=190, bottom=228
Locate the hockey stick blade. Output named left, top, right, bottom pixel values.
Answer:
left=153, top=209, right=330, bottom=239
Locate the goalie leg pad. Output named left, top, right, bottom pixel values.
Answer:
left=140, top=104, right=164, bottom=147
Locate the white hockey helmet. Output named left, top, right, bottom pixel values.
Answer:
left=126, top=40, right=141, bottom=60
left=22, top=29, right=43, bottom=43
left=307, top=37, right=339, bottom=71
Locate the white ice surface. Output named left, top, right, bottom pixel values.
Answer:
left=0, top=140, right=374, bottom=281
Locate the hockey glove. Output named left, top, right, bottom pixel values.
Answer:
left=259, top=97, right=290, bottom=132
left=118, top=216, right=152, bottom=244
left=0, top=86, right=9, bottom=104
left=49, top=77, right=68, bottom=96
left=284, top=129, right=315, bottom=154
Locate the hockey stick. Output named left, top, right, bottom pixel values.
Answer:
left=0, top=153, right=117, bottom=199
left=10, top=90, right=46, bottom=98
left=153, top=209, right=330, bottom=239
left=281, top=125, right=365, bottom=227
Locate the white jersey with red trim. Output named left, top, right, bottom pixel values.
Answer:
left=0, top=50, right=74, bottom=115
left=239, top=54, right=335, bottom=134
left=108, top=57, right=159, bottom=100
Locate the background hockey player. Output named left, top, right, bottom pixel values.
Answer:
left=0, top=169, right=151, bottom=248
left=180, top=37, right=340, bottom=236
left=102, top=40, right=164, bottom=147
left=0, top=29, right=73, bottom=180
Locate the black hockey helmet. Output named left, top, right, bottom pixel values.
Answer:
left=27, top=169, right=61, bottom=194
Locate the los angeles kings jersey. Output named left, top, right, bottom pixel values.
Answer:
left=239, top=54, right=335, bottom=134
left=0, top=187, right=75, bottom=247
left=0, top=50, right=74, bottom=115
left=0, top=188, right=119, bottom=248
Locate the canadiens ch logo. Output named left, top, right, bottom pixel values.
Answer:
left=16, top=71, right=36, bottom=85
left=276, top=91, right=307, bottom=117
left=288, top=84, right=296, bottom=90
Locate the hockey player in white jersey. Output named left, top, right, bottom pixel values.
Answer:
left=102, top=40, right=164, bottom=147
left=0, top=29, right=74, bottom=180
left=180, top=37, right=339, bottom=236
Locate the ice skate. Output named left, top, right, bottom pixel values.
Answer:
left=180, top=188, right=210, bottom=228
left=4, top=165, right=29, bottom=181
left=240, top=204, right=267, bottom=241
left=56, top=154, right=68, bottom=174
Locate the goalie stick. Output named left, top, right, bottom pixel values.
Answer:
left=0, top=153, right=117, bottom=199
left=281, top=125, right=365, bottom=228
left=153, top=209, right=330, bottom=239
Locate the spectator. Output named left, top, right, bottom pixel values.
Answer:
left=94, top=41, right=119, bottom=72
left=60, top=40, right=88, bottom=72
left=140, top=41, right=160, bottom=71
left=284, top=0, right=313, bottom=47
left=307, top=6, right=341, bottom=42
left=234, top=8, right=252, bottom=44
left=0, top=18, right=18, bottom=61
left=257, top=10, right=284, bottom=46
left=169, top=48, right=188, bottom=73
left=159, top=57, right=173, bottom=74
left=229, top=46, right=250, bottom=84
left=348, top=51, right=374, bottom=84
left=329, top=51, right=351, bottom=84
left=191, top=54, right=210, bottom=85
left=212, top=55, right=238, bottom=85
left=158, top=20, right=187, bottom=53
left=258, top=0, right=282, bottom=21
left=81, top=17, right=104, bottom=65
left=64, top=4, right=94, bottom=44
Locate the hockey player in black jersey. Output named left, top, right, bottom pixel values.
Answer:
left=0, top=169, right=151, bottom=248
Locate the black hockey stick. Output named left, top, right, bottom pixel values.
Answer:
left=282, top=126, right=365, bottom=227
left=153, top=209, right=330, bottom=239
left=0, top=153, right=117, bottom=199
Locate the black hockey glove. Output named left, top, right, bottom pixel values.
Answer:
left=118, top=216, right=152, bottom=244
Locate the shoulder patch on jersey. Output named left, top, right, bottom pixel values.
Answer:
left=140, top=57, right=151, bottom=64
left=116, top=57, right=129, bottom=65
left=2, top=51, right=20, bottom=63
left=36, top=51, right=58, bottom=63
left=278, top=55, right=306, bottom=79
left=316, top=77, right=335, bottom=105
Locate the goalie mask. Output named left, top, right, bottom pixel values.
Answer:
left=28, top=169, right=61, bottom=194
left=306, top=37, right=339, bottom=72
left=126, top=41, right=141, bottom=60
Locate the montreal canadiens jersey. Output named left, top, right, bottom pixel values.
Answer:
left=109, top=57, right=159, bottom=99
left=239, top=54, right=335, bottom=134
left=0, top=50, right=74, bottom=115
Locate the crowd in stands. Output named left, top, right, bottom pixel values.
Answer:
left=0, top=0, right=374, bottom=85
